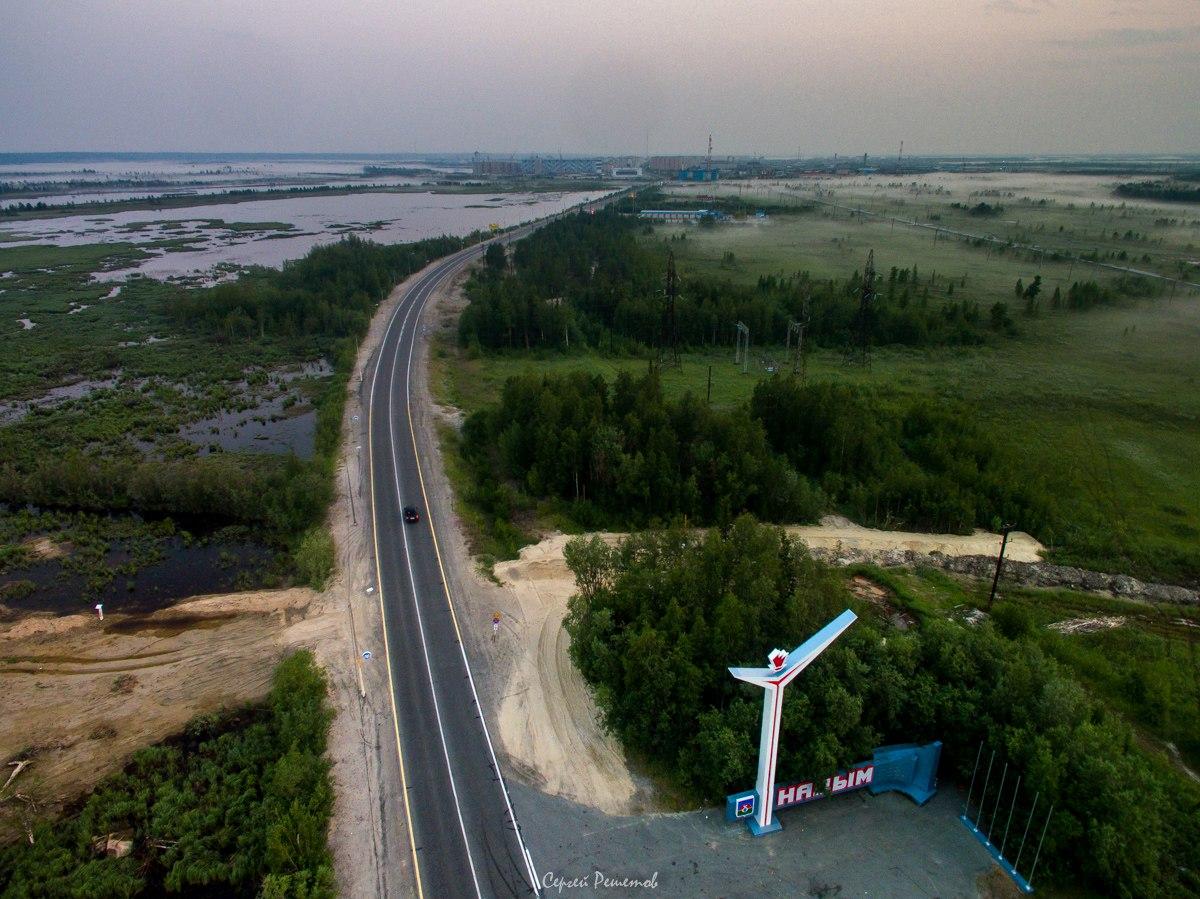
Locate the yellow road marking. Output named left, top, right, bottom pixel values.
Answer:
left=368, top=276, right=427, bottom=899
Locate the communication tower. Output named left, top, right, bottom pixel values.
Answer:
left=660, top=251, right=680, bottom=366
left=787, top=294, right=811, bottom=379
left=845, top=250, right=877, bottom=366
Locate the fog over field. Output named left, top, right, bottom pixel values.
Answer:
left=2, top=0, right=1198, bottom=155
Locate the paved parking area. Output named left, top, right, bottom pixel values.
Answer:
left=511, top=782, right=996, bottom=898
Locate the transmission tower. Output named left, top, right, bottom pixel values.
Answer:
left=706, top=134, right=713, bottom=181
left=787, top=294, right=811, bottom=379
left=845, top=250, right=877, bottom=366
left=734, top=321, right=750, bottom=374
left=660, top=250, right=680, bottom=366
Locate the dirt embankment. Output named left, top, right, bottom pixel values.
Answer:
left=491, top=535, right=646, bottom=814
left=0, top=587, right=330, bottom=841
left=802, top=518, right=1198, bottom=606
left=789, top=515, right=1043, bottom=563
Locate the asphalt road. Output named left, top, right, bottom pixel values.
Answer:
left=367, top=242, right=539, bottom=899
left=364, top=195, right=624, bottom=897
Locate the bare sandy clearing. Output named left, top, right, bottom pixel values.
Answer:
left=492, top=534, right=641, bottom=815
left=791, top=515, right=1043, bottom=563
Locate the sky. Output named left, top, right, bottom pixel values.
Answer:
left=2, top=0, right=1198, bottom=156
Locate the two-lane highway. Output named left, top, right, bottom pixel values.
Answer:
left=366, top=194, right=625, bottom=897
left=367, top=243, right=539, bottom=898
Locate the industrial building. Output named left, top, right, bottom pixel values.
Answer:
left=637, top=208, right=726, bottom=222
left=473, top=159, right=522, bottom=177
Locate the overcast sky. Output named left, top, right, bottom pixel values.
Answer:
left=2, top=0, right=1198, bottom=156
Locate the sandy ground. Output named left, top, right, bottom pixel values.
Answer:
left=0, top=587, right=328, bottom=841
left=790, top=514, right=1043, bottom=563
left=491, top=537, right=645, bottom=815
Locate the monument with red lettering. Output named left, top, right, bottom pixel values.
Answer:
left=728, top=609, right=858, bottom=835
left=726, top=608, right=942, bottom=835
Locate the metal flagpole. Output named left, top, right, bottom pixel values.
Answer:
left=1012, top=791, right=1040, bottom=874
left=1025, top=803, right=1056, bottom=888
left=975, top=749, right=995, bottom=831
left=963, top=742, right=983, bottom=817
left=1000, top=775, right=1021, bottom=860
left=988, top=763, right=1008, bottom=840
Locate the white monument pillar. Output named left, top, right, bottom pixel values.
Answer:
left=729, top=608, right=857, bottom=834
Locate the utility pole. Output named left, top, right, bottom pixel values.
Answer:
left=734, top=321, right=750, bottom=374
left=988, top=523, right=1015, bottom=609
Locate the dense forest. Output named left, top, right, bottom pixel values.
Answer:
left=456, top=207, right=1146, bottom=355
left=461, top=368, right=1044, bottom=539
left=564, top=520, right=1200, bottom=897
left=0, top=652, right=335, bottom=897
left=462, top=369, right=821, bottom=530
left=749, top=377, right=1052, bottom=535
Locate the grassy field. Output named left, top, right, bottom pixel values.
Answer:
left=668, top=172, right=1200, bottom=287
left=434, top=174, right=1200, bottom=583
left=434, top=289, right=1200, bottom=581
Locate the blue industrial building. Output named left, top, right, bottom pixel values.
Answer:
left=637, top=208, right=726, bottom=222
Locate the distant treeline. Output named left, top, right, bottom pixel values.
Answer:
left=0, top=652, right=335, bottom=897
left=1115, top=179, right=1200, bottom=204
left=458, top=209, right=1024, bottom=353
left=462, top=369, right=1047, bottom=537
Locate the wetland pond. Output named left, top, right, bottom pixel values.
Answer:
left=1, top=516, right=283, bottom=616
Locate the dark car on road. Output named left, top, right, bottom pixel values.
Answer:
left=403, top=506, right=420, bottom=524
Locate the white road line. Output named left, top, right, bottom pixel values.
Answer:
left=402, top=253, right=545, bottom=896
left=366, top=261, right=446, bottom=899
left=386, top=262, right=485, bottom=899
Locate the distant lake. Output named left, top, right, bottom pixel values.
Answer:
left=0, top=188, right=611, bottom=281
